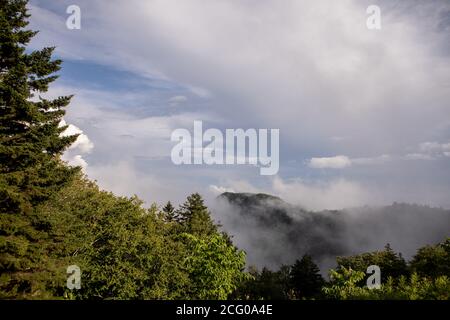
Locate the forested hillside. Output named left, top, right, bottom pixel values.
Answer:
left=216, top=192, right=450, bottom=270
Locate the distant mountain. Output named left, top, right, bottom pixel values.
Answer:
left=218, top=192, right=296, bottom=225
left=214, top=192, right=450, bottom=272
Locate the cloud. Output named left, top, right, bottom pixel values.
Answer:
left=405, top=153, right=434, bottom=160
left=27, top=0, right=450, bottom=209
left=59, top=119, right=94, bottom=170
left=271, top=176, right=371, bottom=210
left=209, top=176, right=372, bottom=211
left=168, top=95, right=188, bottom=107
left=168, top=95, right=188, bottom=103
left=59, top=119, right=94, bottom=153
left=212, top=190, right=450, bottom=271
left=64, top=154, right=88, bottom=169
left=209, top=185, right=235, bottom=195
left=309, top=155, right=352, bottom=169
left=45, top=84, right=221, bottom=205
left=402, top=141, right=450, bottom=161
left=352, top=154, right=391, bottom=165
left=308, top=148, right=449, bottom=169
left=418, top=141, right=450, bottom=156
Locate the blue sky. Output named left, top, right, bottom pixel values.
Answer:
left=27, top=0, right=450, bottom=210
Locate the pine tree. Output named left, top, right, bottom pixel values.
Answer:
left=0, top=0, right=78, bottom=213
left=162, top=201, right=177, bottom=222
left=177, top=193, right=217, bottom=236
left=0, top=0, right=79, bottom=298
left=380, top=243, right=408, bottom=280
left=289, top=254, right=324, bottom=299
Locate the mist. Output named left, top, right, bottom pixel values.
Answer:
left=211, top=192, right=450, bottom=273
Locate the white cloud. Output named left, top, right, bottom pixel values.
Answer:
left=419, top=142, right=444, bottom=153
left=402, top=141, right=450, bottom=161
left=168, top=95, right=188, bottom=106
left=309, top=155, right=352, bottom=169
left=209, top=185, right=235, bottom=195
left=60, top=119, right=94, bottom=153
left=405, top=153, right=434, bottom=160
left=419, top=141, right=450, bottom=155
left=27, top=0, right=450, bottom=208
left=211, top=176, right=379, bottom=210
left=271, top=176, right=371, bottom=210
left=70, top=134, right=94, bottom=154
left=168, top=95, right=187, bottom=102
left=63, top=154, right=88, bottom=170
left=208, top=176, right=373, bottom=211
left=59, top=119, right=94, bottom=170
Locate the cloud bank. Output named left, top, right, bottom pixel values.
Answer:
left=27, top=0, right=450, bottom=209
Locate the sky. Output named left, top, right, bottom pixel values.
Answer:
left=27, top=0, right=450, bottom=210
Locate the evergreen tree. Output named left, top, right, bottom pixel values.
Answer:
left=0, top=0, right=78, bottom=297
left=177, top=193, right=217, bottom=236
left=289, top=254, right=324, bottom=299
left=232, top=266, right=290, bottom=300
left=0, top=0, right=78, bottom=213
left=162, top=201, right=177, bottom=222
left=379, top=244, right=409, bottom=279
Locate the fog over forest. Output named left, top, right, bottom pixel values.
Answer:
left=213, top=192, right=450, bottom=272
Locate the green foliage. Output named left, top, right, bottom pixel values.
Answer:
left=289, top=255, right=324, bottom=299
left=0, top=0, right=78, bottom=298
left=177, top=193, right=217, bottom=236
left=336, top=244, right=408, bottom=282
left=233, top=255, right=324, bottom=301
left=322, top=267, right=368, bottom=300
left=182, top=232, right=248, bottom=299
left=56, top=186, right=174, bottom=299
left=323, top=267, right=450, bottom=300
left=0, top=0, right=78, bottom=214
left=324, top=240, right=450, bottom=300
left=410, top=238, right=450, bottom=278
left=2, top=172, right=249, bottom=299
left=162, top=201, right=176, bottom=222
left=236, top=238, right=450, bottom=301
left=232, top=266, right=290, bottom=300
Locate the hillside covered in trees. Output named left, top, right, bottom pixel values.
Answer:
left=216, top=192, right=450, bottom=270
left=0, top=0, right=449, bottom=300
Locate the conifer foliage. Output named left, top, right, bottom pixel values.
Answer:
left=177, top=193, right=217, bottom=236
left=0, top=0, right=78, bottom=213
left=289, top=255, right=324, bottom=299
left=0, top=0, right=79, bottom=298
